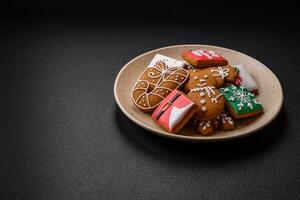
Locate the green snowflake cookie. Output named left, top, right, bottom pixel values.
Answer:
left=220, top=85, right=263, bottom=116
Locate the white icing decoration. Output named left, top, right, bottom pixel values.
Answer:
left=191, top=86, right=216, bottom=98
left=194, top=76, right=199, bottom=80
left=201, top=107, right=207, bottom=112
left=233, top=64, right=258, bottom=92
left=211, top=67, right=229, bottom=79
left=220, top=113, right=234, bottom=125
left=200, top=99, right=206, bottom=104
left=191, top=50, right=220, bottom=59
left=200, top=92, right=205, bottom=97
left=132, top=54, right=188, bottom=110
left=146, top=54, right=186, bottom=85
left=210, top=93, right=223, bottom=103
left=204, top=75, right=208, bottom=79
left=196, top=79, right=207, bottom=87
left=168, top=103, right=194, bottom=129
left=223, top=86, right=260, bottom=110
left=199, top=121, right=211, bottom=130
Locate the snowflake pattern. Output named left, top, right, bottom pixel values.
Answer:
left=221, top=85, right=260, bottom=110
left=211, top=67, right=229, bottom=79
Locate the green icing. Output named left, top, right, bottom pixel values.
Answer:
left=220, top=85, right=263, bottom=115
left=234, top=67, right=240, bottom=74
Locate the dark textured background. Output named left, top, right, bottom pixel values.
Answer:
left=1, top=1, right=300, bottom=199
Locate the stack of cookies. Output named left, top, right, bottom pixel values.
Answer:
left=132, top=50, right=263, bottom=136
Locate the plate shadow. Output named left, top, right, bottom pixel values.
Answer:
left=114, top=104, right=287, bottom=165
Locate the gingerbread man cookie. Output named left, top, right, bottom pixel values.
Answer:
left=184, top=66, right=238, bottom=135
left=184, top=66, right=238, bottom=121
left=132, top=54, right=189, bottom=112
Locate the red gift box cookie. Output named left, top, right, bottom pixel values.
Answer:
left=182, top=49, right=228, bottom=68
left=152, top=90, right=197, bottom=133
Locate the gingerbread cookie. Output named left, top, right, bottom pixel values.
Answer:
left=210, top=112, right=235, bottom=130
left=220, top=85, right=263, bottom=119
left=233, top=64, right=258, bottom=94
left=187, top=87, right=225, bottom=121
left=184, top=68, right=217, bottom=93
left=184, top=68, right=227, bottom=121
left=212, top=65, right=239, bottom=85
left=197, top=120, right=214, bottom=136
left=184, top=65, right=239, bottom=133
left=193, top=111, right=235, bottom=136
left=132, top=54, right=189, bottom=112
left=182, top=49, right=228, bottom=68
left=152, top=90, right=197, bottom=133
left=219, top=112, right=235, bottom=130
left=184, top=66, right=238, bottom=92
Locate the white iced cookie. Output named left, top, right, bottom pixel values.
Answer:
left=234, top=64, right=258, bottom=94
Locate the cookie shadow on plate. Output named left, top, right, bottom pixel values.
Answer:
left=114, top=104, right=287, bottom=165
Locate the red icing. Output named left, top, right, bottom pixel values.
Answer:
left=235, top=75, right=242, bottom=86
left=185, top=50, right=226, bottom=62
left=152, top=90, right=194, bottom=132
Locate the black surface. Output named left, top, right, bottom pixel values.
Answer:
left=1, top=2, right=300, bottom=199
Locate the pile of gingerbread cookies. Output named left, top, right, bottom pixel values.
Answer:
left=132, top=49, right=263, bottom=136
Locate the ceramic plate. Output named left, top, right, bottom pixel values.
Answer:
left=114, top=45, right=283, bottom=142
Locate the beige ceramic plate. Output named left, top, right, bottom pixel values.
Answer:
left=114, top=45, right=283, bottom=142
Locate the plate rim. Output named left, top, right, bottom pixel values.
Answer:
left=113, top=44, right=284, bottom=142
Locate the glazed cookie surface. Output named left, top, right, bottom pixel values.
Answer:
left=220, top=85, right=263, bottom=119
left=182, top=49, right=228, bottom=68
left=233, top=64, right=258, bottom=94
left=151, top=90, right=197, bottom=133
left=132, top=54, right=189, bottom=112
